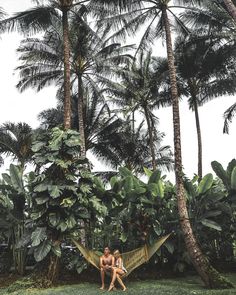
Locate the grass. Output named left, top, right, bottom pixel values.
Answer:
left=0, top=274, right=236, bottom=295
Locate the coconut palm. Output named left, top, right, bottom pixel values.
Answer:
left=97, top=119, right=174, bottom=174
left=0, top=122, right=34, bottom=169
left=173, top=35, right=236, bottom=180
left=180, top=1, right=236, bottom=137
left=95, top=0, right=234, bottom=288
left=16, top=15, right=133, bottom=158
left=103, top=50, right=172, bottom=170
left=3, top=0, right=119, bottom=129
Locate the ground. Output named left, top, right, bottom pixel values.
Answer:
left=0, top=274, right=236, bottom=295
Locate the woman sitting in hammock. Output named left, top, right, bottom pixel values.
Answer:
left=108, top=250, right=127, bottom=292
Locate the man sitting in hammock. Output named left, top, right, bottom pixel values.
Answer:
left=99, top=246, right=115, bottom=290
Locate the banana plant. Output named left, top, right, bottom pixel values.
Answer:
left=211, top=159, right=236, bottom=257
left=100, top=167, right=168, bottom=247
left=0, top=164, right=28, bottom=275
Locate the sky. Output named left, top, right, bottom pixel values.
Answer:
left=0, top=0, right=236, bottom=181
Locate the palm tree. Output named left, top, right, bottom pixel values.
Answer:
left=97, top=119, right=174, bottom=174
left=97, top=0, right=234, bottom=288
left=16, top=15, right=133, bottom=158
left=223, top=103, right=236, bottom=133
left=0, top=122, right=34, bottom=169
left=174, top=35, right=236, bottom=180
left=104, top=51, right=171, bottom=170
left=181, top=1, right=236, bottom=137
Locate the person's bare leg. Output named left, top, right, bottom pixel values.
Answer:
left=117, top=274, right=127, bottom=291
left=100, top=268, right=105, bottom=290
left=108, top=268, right=117, bottom=291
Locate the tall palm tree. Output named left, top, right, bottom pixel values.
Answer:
left=104, top=51, right=171, bottom=170
left=16, top=15, right=133, bottom=158
left=97, top=0, right=234, bottom=288
left=0, top=122, right=34, bottom=169
left=174, top=36, right=236, bottom=180
left=3, top=0, right=73, bottom=128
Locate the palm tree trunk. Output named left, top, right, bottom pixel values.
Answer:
left=62, top=7, right=72, bottom=130
left=223, top=0, right=236, bottom=20
left=193, top=97, right=203, bottom=181
left=143, top=105, right=156, bottom=170
left=162, top=6, right=233, bottom=289
left=77, top=75, right=86, bottom=158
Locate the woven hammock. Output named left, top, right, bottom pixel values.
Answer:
left=72, top=233, right=171, bottom=277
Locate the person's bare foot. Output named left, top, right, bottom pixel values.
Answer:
left=123, top=287, right=127, bottom=291
left=108, top=284, right=114, bottom=291
left=100, top=285, right=105, bottom=290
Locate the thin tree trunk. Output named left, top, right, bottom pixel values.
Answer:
left=193, top=97, right=203, bottom=181
left=12, top=222, right=26, bottom=275
left=223, top=0, right=236, bottom=21
left=162, top=6, right=233, bottom=289
left=143, top=105, right=156, bottom=170
left=77, top=75, right=86, bottom=158
left=62, top=7, right=71, bottom=130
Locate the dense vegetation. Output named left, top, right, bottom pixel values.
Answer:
left=0, top=0, right=236, bottom=293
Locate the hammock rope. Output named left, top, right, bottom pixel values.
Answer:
left=72, top=233, right=171, bottom=277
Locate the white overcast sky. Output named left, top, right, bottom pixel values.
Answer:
left=0, top=0, right=236, bottom=181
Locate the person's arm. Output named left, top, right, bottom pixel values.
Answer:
left=111, top=256, right=115, bottom=268
left=117, top=258, right=122, bottom=269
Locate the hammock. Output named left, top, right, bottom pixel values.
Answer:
left=72, top=233, right=171, bottom=277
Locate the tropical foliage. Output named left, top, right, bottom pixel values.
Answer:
left=0, top=0, right=236, bottom=291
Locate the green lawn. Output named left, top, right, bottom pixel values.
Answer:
left=1, top=274, right=236, bottom=295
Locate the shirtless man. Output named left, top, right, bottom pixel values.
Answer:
left=100, top=246, right=115, bottom=290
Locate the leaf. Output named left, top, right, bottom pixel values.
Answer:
left=148, top=170, right=161, bottom=184
left=31, top=141, right=45, bottom=152
left=9, top=164, right=24, bottom=193
left=201, top=219, right=222, bottom=231
left=0, top=195, right=14, bottom=210
left=31, top=227, right=47, bottom=247
left=50, top=186, right=62, bottom=198
left=119, top=167, right=132, bottom=177
left=35, top=196, right=49, bottom=205
left=66, top=216, right=77, bottom=229
left=120, top=232, right=128, bottom=243
left=227, top=159, right=236, bottom=178
left=34, top=183, right=48, bottom=192
left=143, top=167, right=152, bottom=177
left=197, top=174, right=213, bottom=195
left=202, top=210, right=222, bottom=218
left=231, top=167, right=236, bottom=190
left=52, top=244, right=61, bottom=257
left=34, top=240, right=51, bottom=262
left=124, top=176, right=133, bottom=192
left=49, top=213, right=60, bottom=227
left=1, top=173, right=11, bottom=185
left=31, top=209, right=46, bottom=220
left=65, top=135, right=81, bottom=147
left=60, top=198, right=75, bottom=208
left=211, top=161, right=229, bottom=189
left=57, top=221, right=67, bottom=232
left=164, top=241, right=174, bottom=254
left=148, top=181, right=164, bottom=198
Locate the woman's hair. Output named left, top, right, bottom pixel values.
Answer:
left=113, top=249, right=121, bottom=257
